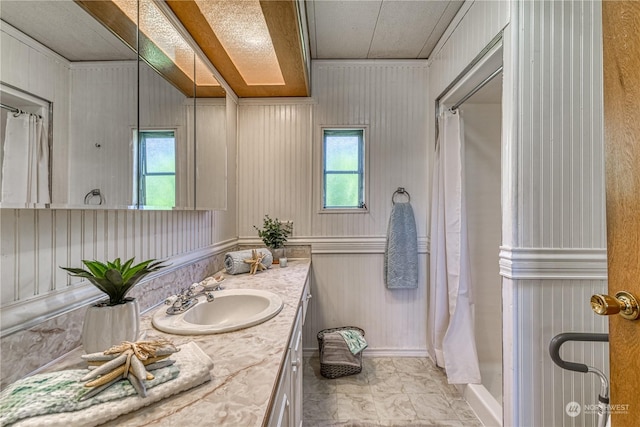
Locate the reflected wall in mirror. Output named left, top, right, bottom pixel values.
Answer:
left=0, top=82, right=52, bottom=208
left=1, top=0, right=229, bottom=211
left=0, top=0, right=138, bottom=209
left=137, top=0, right=227, bottom=210
left=193, top=65, right=227, bottom=211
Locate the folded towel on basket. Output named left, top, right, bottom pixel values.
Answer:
left=384, top=201, right=419, bottom=289
left=337, top=329, right=368, bottom=355
left=321, top=332, right=362, bottom=368
left=224, top=249, right=273, bottom=275
left=1, top=342, right=213, bottom=427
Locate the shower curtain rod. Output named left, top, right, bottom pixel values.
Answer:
left=1, top=102, right=42, bottom=119
left=449, top=65, right=503, bottom=111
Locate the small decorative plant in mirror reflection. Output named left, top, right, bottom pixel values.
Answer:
left=61, top=257, right=168, bottom=306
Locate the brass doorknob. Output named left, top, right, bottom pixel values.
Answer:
left=590, top=291, right=640, bottom=320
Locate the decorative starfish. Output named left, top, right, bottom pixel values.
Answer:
left=79, top=339, right=178, bottom=399
left=243, top=249, right=267, bottom=275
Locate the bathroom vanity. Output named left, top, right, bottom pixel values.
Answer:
left=35, top=259, right=311, bottom=427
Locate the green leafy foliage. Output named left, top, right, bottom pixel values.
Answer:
left=254, top=215, right=293, bottom=249
left=61, top=258, right=169, bottom=306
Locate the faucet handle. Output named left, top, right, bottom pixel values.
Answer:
left=165, top=295, right=179, bottom=306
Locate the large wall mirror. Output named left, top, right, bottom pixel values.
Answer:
left=0, top=0, right=228, bottom=210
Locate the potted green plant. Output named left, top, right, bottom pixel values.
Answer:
left=61, top=257, right=168, bottom=353
left=254, top=215, right=292, bottom=263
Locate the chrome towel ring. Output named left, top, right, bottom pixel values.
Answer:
left=84, top=189, right=104, bottom=205
left=392, top=187, right=410, bottom=204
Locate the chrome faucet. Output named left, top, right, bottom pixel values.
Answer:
left=165, top=282, right=218, bottom=315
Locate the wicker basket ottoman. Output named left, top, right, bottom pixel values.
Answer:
left=317, top=326, right=365, bottom=379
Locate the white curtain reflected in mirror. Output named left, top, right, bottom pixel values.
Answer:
left=0, top=85, right=51, bottom=207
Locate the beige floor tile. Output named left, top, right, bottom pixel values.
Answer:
left=335, top=373, right=371, bottom=394
left=398, top=372, right=443, bottom=394
left=369, top=372, right=406, bottom=395
left=303, top=357, right=483, bottom=427
left=362, top=357, right=397, bottom=377
left=392, top=357, right=429, bottom=373
left=449, top=398, right=480, bottom=422
left=336, top=393, right=379, bottom=421
left=372, top=393, right=417, bottom=421
left=408, top=394, right=459, bottom=421
left=305, top=373, right=338, bottom=394
left=304, top=393, right=339, bottom=421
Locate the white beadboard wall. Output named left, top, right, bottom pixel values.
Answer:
left=237, top=100, right=314, bottom=238
left=303, top=254, right=428, bottom=354
left=429, top=0, right=510, bottom=99
left=68, top=62, right=137, bottom=207
left=69, top=61, right=196, bottom=208
left=0, top=209, right=234, bottom=323
left=516, top=0, right=606, bottom=249
left=430, top=1, right=608, bottom=426
left=0, top=23, right=70, bottom=203
left=515, top=279, right=609, bottom=427
left=237, top=62, right=430, bottom=353
left=509, top=1, right=607, bottom=424
left=311, top=61, right=430, bottom=238
left=310, top=62, right=429, bottom=353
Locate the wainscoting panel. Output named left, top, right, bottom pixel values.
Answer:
left=514, top=279, right=609, bottom=427
left=0, top=207, right=236, bottom=334
left=303, top=251, right=428, bottom=355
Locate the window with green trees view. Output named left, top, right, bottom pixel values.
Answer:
left=139, top=130, right=176, bottom=207
left=322, top=128, right=366, bottom=210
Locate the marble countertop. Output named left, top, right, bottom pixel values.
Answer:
left=46, top=259, right=311, bottom=427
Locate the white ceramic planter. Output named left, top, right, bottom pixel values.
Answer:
left=82, top=298, right=140, bottom=353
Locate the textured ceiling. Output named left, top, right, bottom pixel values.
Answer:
left=0, top=0, right=464, bottom=97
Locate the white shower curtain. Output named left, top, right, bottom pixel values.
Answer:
left=1, top=113, right=50, bottom=204
left=428, top=110, right=481, bottom=384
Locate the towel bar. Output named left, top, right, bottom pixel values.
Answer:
left=392, top=187, right=410, bottom=204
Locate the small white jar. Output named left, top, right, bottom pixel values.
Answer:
left=279, top=257, right=288, bottom=267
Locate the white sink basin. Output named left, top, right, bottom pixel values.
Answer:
left=152, top=289, right=284, bottom=335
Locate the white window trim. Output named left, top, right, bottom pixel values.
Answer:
left=317, top=125, right=369, bottom=214
left=135, top=127, right=180, bottom=209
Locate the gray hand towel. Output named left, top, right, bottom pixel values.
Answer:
left=384, top=201, right=419, bottom=289
left=320, top=332, right=361, bottom=368
left=224, top=249, right=273, bottom=275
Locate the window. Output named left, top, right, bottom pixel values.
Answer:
left=322, top=128, right=366, bottom=210
left=138, top=130, right=176, bottom=207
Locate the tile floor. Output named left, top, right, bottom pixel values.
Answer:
left=303, top=356, right=484, bottom=427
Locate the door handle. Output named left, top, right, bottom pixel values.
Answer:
left=590, top=291, right=640, bottom=320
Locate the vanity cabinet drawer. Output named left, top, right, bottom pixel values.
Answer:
left=268, top=307, right=303, bottom=427
left=268, top=349, right=292, bottom=427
